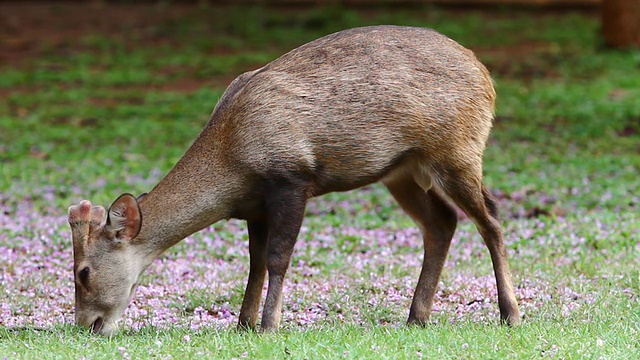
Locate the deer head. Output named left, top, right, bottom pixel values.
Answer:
left=68, top=194, right=146, bottom=335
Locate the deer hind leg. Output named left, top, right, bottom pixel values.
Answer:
left=384, top=173, right=458, bottom=326
left=238, top=220, right=268, bottom=331
left=435, top=162, right=521, bottom=325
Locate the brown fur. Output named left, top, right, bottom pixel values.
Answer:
left=69, top=25, right=520, bottom=335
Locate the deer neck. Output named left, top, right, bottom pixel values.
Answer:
left=133, top=142, right=241, bottom=259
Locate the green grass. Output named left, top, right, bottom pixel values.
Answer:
left=1, top=3, right=639, bottom=359
left=3, top=315, right=638, bottom=359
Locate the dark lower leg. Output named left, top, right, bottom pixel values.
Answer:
left=386, top=179, right=457, bottom=326
left=238, top=221, right=268, bottom=330
left=259, top=181, right=307, bottom=332
left=407, top=191, right=457, bottom=325
left=446, top=179, right=520, bottom=325
left=478, top=216, right=520, bottom=325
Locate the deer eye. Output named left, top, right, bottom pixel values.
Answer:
left=78, top=267, right=90, bottom=285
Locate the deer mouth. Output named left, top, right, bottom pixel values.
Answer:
left=91, top=317, right=104, bottom=334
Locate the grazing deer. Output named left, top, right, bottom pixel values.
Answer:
left=68, top=25, right=520, bottom=335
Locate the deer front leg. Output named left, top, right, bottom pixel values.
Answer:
left=259, top=182, right=307, bottom=332
left=238, top=220, right=268, bottom=331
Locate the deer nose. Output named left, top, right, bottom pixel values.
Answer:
left=75, top=311, right=102, bottom=331
left=75, top=312, right=89, bottom=328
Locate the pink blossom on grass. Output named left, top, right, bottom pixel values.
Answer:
left=1, top=190, right=630, bottom=332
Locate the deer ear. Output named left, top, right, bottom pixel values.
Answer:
left=106, top=194, right=142, bottom=242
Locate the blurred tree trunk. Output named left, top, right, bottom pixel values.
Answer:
left=601, top=0, right=640, bottom=48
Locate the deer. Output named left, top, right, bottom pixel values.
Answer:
left=68, top=25, right=521, bottom=335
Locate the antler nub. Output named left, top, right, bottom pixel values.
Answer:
left=69, top=200, right=92, bottom=234
left=69, top=200, right=108, bottom=259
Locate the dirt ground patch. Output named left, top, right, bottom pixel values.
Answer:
left=0, top=2, right=201, bottom=68
left=0, top=2, right=596, bottom=97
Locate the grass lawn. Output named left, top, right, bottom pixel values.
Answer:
left=1, top=3, right=639, bottom=359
